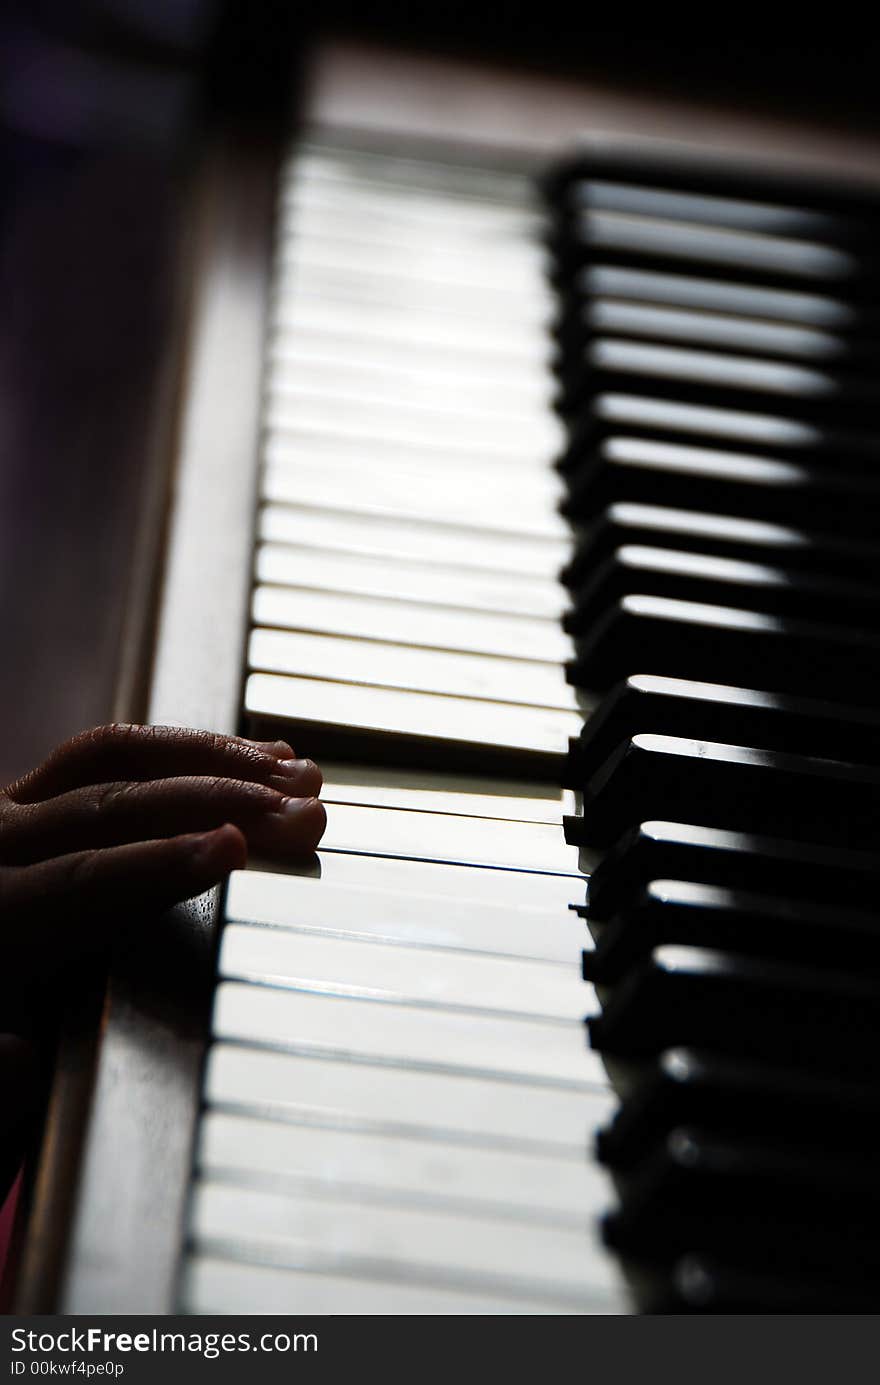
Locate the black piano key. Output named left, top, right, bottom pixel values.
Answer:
left=557, top=337, right=880, bottom=424
left=596, top=1048, right=880, bottom=1173
left=586, top=820, right=880, bottom=922
left=564, top=674, right=880, bottom=787
left=556, top=180, right=870, bottom=241
left=562, top=502, right=880, bottom=589
left=587, top=944, right=880, bottom=1074
left=560, top=436, right=880, bottom=534
left=563, top=544, right=880, bottom=636
left=566, top=594, right=880, bottom=702
left=555, top=295, right=880, bottom=371
left=575, top=265, right=873, bottom=335
left=549, top=201, right=878, bottom=287
left=558, top=393, right=880, bottom=475
left=653, top=1255, right=880, bottom=1313
left=542, top=147, right=880, bottom=231
left=602, top=1127, right=880, bottom=1278
left=582, top=879, right=880, bottom=984
left=565, top=733, right=880, bottom=850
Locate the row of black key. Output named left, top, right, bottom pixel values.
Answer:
left=545, top=149, right=880, bottom=1313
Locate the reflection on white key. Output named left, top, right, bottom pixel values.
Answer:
left=265, top=385, right=561, bottom=454
left=255, top=543, right=566, bottom=619
left=205, top=1046, right=611, bottom=1152
left=315, top=761, right=571, bottom=822
left=274, top=262, right=550, bottom=330
left=198, top=1112, right=605, bottom=1227
left=263, top=422, right=555, bottom=477
left=272, top=292, right=553, bottom=364
left=266, top=334, right=555, bottom=407
left=253, top=587, right=571, bottom=663
left=250, top=849, right=586, bottom=909
left=180, top=1255, right=594, bottom=1314
left=316, top=801, right=580, bottom=874
left=213, top=982, right=604, bottom=1088
left=248, top=627, right=575, bottom=710
left=189, top=1182, right=616, bottom=1308
left=218, top=926, right=587, bottom=1021
left=246, top=673, right=580, bottom=764
left=262, top=466, right=567, bottom=541
left=259, top=504, right=568, bottom=577
left=225, top=869, right=580, bottom=962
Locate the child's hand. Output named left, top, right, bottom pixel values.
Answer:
left=0, top=723, right=325, bottom=976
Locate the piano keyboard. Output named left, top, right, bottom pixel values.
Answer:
left=177, top=135, right=880, bottom=1314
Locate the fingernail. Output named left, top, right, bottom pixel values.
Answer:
left=268, top=759, right=322, bottom=795
left=273, top=757, right=314, bottom=778
left=256, top=739, right=295, bottom=758
left=273, top=794, right=320, bottom=817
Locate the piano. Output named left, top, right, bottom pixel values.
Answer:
left=11, top=33, right=880, bottom=1314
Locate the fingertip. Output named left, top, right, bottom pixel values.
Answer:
left=192, top=822, right=248, bottom=876
left=251, top=738, right=295, bottom=759
left=301, top=796, right=327, bottom=852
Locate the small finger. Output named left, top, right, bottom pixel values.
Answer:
left=0, top=826, right=248, bottom=954
left=6, top=725, right=298, bottom=803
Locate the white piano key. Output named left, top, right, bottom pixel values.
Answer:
left=292, top=148, right=535, bottom=206
left=219, top=926, right=587, bottom=1021
left=253, top=587, right=571, bottom=663
left=282, top=177, right=542, bottom=235
left=282, top=193, right=547, bottom=254
left=262, top=464, right=566, bottom=541
left=259, top=504, right=568, bottom=577
left=275, top=233, right=549, bottom=298
left=263, top=419, right=555, bottom=477
left=284, top=177, right=538, bottom=230
left=205, top=1045, right=611, bottom=1151
left=272, top=293, right=553, bottom=365
left=315, top=762, right=572, bottom=822
left=189, top=1182, right=616, bottom=1309
left=225, top=868, right=581, bottom=963
left=251, top=849, right=586, bottom=910
left=316, top=801, right=579, bottom=875
left=264, top=408, right=559, bottom=471
left=268, top=330, right=552, bottom=403
left=255, top=543, right=566, bottom=619
left=273, top=258, right=551, bottom=329
left=245, top=673, right=580, bottom=765
left=180, top=1255, right=593, bottom=1315
left=265, top=380, right=562, bottom=454
left=248, top=628, right=575, bottom=711
left=213, top=982, right=604, bottom=1088
left=198, top=1112, right=604, bottom=1226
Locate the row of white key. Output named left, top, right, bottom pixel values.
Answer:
left=244, top=141, right=579, bottom=771
left=180, top=143, right=625, bottom=1314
